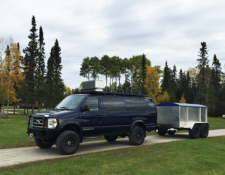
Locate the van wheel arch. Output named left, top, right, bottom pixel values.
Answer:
left=61, top=124, right=83, bottom=143
left=130, top=121, right=146, bottom=137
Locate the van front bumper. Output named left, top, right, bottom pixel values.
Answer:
left=27, top=127, right=61, bottom=140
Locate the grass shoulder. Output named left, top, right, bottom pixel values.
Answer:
left=0, top=136, right=225, bottom=174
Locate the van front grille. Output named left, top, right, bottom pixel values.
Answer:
left=32, top=116, right=44, bottom=128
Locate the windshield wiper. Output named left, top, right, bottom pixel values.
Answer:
left=60, top=107, right=68, bottom=109
left=54, top=107, right=73, bottom=110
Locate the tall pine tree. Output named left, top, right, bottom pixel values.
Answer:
left=46, top=47, right=55, bottom=109
left=161, top=61, right=171, bottom=93
left=35, top=27, right=45, bottom=111
left=36, top=26, right=46, bottom=112
left=170, top=65, right=177, bottom=102
left=196, top=42, right=209, bottom=105
left=211, top=54, right=222, bottom=116
left=23, top=16, right=39, bottom=114
left=53, top=39, right=64, bottom=106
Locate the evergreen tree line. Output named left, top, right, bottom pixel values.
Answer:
left=79, top=54, right=163, bottom=92
left=80, top=42, right=225, bottom=116
left=161, top=42, right=225, bottom=116
left=17, top=16, right=65, bottom=114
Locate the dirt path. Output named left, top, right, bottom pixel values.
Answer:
left=0, top=129, right=225, bottom=168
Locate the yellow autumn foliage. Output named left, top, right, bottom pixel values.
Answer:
left=64, top=85, right=72, bottom=96
left=179, top=94, right=186, bottom=103
left=143, top=65, right=161, bottom=103
left=133, top=65, right=170, bottom=104
left=156, top=91, right=170, bottom=105
left=0, top=43, right=24, bottom=104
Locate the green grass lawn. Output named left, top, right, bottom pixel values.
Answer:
left=2, top=106, right=46, bottom=115
left=0, top=115, right=35, bottom=148
left=0, top=136, right=225, bottom=175
left=0, top=115, right=224, bottom=149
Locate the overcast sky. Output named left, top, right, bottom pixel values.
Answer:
left=1, top=0, right=225, bottom=89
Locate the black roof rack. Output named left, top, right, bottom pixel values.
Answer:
left=73, top=89, right=147, bottom=98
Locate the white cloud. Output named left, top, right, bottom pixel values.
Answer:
left=1, top=0, right=225, bottom=88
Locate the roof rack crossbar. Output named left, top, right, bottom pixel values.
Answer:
left=73, top=89, right=147, bottom=97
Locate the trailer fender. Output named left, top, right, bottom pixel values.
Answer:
left=183, top=122, right=209, bottom=130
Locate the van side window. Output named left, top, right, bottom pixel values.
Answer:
left=102, top=97, right=125, bottom=111
left=125, top=98, right=148, bottom=111
left=82, top=97, right=99, bottom=111
left=148, top=99, right=156, bottom=112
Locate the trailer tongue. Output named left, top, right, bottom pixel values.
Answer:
left=156, top=102, right=209, bottom=139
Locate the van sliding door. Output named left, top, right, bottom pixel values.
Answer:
left=101, top=97, right=127, bottom=134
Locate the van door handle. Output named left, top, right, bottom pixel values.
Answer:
left=94, top=115, right=101, bottom=117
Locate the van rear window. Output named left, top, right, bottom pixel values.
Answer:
left=102, top=97, right=125, bottom=111
left=125, top=98, right=148, bottom=111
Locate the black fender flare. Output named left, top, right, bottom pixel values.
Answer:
left=130, top=120, right=146, bottom=137
left=59, top=122, right=83, bottom=142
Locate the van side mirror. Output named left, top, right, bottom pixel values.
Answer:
left=82, top=105, right=90, bottom=112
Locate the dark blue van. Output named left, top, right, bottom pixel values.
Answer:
left=27, top=92, right=157, bottom=155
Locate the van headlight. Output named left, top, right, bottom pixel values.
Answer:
left=48, top=118, right=58, bottom=129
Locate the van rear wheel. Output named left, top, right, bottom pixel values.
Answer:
left=129, top=126, right=145, bottom=145
left=104, top=135, right=118, bottom=142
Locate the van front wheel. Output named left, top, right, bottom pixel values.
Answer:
left=56, top=130, right=80, bottom=155
left=129, top=126, right=145, bottom=145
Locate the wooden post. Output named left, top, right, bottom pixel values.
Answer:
left=14, top=102, right=16, bottom=115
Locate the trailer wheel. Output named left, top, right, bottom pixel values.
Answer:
left=56, top=130, right=80, bottom=155
left=157, top=129, right=167, bottom=136
left=200, top=124, right=209, bottom=138
left=167, top=131, right=176, bottom=135
left=189, top=124, right=200, bottom=139
left=104, top=135, right=118, bottom=142
left=129, top=126, right=145, bottom=145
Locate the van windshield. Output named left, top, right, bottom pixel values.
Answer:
left=55, top=95, right=85, bottom=110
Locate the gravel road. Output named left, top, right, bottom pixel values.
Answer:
left=0, top=129, right=224, bottom=168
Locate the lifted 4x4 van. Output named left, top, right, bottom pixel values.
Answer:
left=27, top=80, right=157, bottom=155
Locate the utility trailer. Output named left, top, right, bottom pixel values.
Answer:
left=156, top=102, right=209, bottom=139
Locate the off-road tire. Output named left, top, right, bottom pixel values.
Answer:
left=35, top=138, right=54, bottom=149
left=129, top=126, right=145, bottom=145
left=189, top=124, right=200, bottom=139
left=157, top=129, right=167, bottom=136
left=104, top=135, right=118, bottom=142
left=56, top=130, right=80, bottom=155
left=167, top=131, right=176, bottom=135
left=200, top=124, right=209, bottom=138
